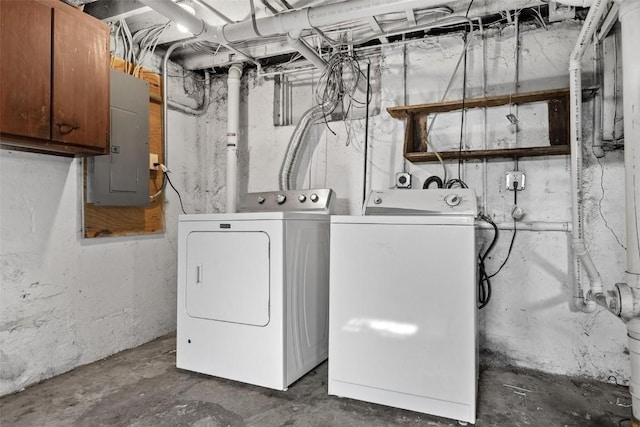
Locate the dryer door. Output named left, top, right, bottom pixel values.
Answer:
left=185, top=231, right=270, bottom=326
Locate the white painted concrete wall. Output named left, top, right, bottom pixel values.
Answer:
left=0, top=63, right=221, bottom=395
left=0, top=18, right=629, bottom=396
left=226, top=21, right=628, bottom=381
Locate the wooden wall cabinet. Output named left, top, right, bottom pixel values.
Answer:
left=0, top=0, right=109, bottom=156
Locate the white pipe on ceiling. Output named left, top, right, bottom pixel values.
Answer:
left=568, top=0, right=610, bottom=312
left=226, top=64, right=243, bottom=213
left=138, top=0, right=460, bottom=47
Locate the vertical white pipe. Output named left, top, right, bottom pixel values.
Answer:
left=569, top=0, right=609, bottom=311
left=226, top=64, right=243, bottom=213
left=592, top=35, right=605, bottom=158
left=628, top=319, right=640, bottom=421
left=620, top=0, right=640, bottom=277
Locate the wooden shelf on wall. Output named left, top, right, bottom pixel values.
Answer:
left=83, top=57, right=165, bottom=238
left=387, top=88, right=571, bottom=162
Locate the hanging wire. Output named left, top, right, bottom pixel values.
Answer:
left=314, top=50, right=370, bottom=137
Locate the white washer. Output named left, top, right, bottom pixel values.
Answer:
left=328, top=189, right=478, bottom=424
left=177, top=190, right=332, bottom=391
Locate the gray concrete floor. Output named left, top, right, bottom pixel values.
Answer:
left=0, top=334, right=632, bottom=427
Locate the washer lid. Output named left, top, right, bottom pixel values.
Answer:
left=364, top=189, right=478, bottom=216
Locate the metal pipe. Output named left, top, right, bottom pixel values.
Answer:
left=163, top=41, right=190, bottom=169
left=363, top=62, right=371, bottom=205
left=568, top=0, right=610, bottom=311
left=150, top=40, right=194, bottom=201
left=168, top=71, right=211, bottom=116
left=279, top=98, right=339, bottom=191
left=476, top=221, right=572, bottom=232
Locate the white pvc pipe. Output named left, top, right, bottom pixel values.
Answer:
left=140, top=0, right=458, bottom=45
left=226, top=64, right=243, bottom=213
left=569, top=0, right=609, bottom=311
left=592, top=35, right=605, bottom=158
left=619, top=0, right=640, bottom=277
left=628, top=318, right=640, bottom=421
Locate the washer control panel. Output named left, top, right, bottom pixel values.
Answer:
left=364, top=189, right=478, bottom=216
left=239, top=188, right=334, bottom=212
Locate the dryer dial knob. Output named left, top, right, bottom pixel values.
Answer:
left=445, top=194, right=461, bottom=207
left=298, top=194, right=307, bottom=203
left=257, top=196, right=265, bottom=204
left=310, top=193, right=319, bottom=203
left=276, top=194, right=287, bottom=204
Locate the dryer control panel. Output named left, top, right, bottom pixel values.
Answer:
left=364, top=189, right=478, bottom=216
left=239, top=188, right=334, bottom=213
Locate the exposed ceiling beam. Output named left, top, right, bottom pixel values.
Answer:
left=366, top=16, right=389, bottom=44
left=405, top=9, right=417, bottom=26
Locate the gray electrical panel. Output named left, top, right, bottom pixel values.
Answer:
left=87, top=70, right=150, bottom=206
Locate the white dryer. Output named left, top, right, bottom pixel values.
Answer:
left=328, top=189, right=478, bottom=424
left=177, top=189, right=332, bottom=390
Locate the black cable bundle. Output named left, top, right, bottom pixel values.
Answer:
left=163, top=171, right=187, bottom=215
left=477, top=214, right=498, bottom=309
left=477, top=186, right=519, bottom=309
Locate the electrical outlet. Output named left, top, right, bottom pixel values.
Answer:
left=506, top=171, right=525, bottom=191
left=150, top=153, right=159, bottom=171
left=396, top=172, right=412, bottom=189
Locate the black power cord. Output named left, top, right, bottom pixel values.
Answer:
left=477, top=181, right=519, bottom=308
left=423, top=176, right=444, bottom=189
left=489, top=184, right=518, bottom=279
left=163, top=171, right=187, bottom=215
left=478, top=214, right=498, bottom=309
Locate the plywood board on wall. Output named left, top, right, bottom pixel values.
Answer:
left=83, top=57, right=164, bottom=238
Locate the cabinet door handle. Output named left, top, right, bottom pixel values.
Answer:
left=196, top=265, right=202, bottom=284
left=55, top=122, right=80, bottom=135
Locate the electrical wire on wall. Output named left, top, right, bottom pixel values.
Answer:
left=109, top=19, right=171, bottom=76
left=477, top=182, right=519, bottom=308
left=457, top=0, right=474, bottom=182
left=158, top=165, right=187, bottom=215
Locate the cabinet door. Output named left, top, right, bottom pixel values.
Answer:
left=0, top=1, right=52, bottom=140
left=52, top=6, right=109, bottom=150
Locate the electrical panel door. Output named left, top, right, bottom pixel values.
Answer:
left=87, top=70, right=149, bottom=206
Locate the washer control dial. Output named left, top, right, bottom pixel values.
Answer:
left=298, top=194, right=307, bottom=203
left=445, top=194, right=461, bottom=207
left=310, top=193, right=319, bottom=203
left=276, top=194, right=287, bottom=204
left=257, top=196, right=265, bottom=204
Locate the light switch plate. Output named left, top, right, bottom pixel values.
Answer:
left=506, top=171, right=525, bottom=191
